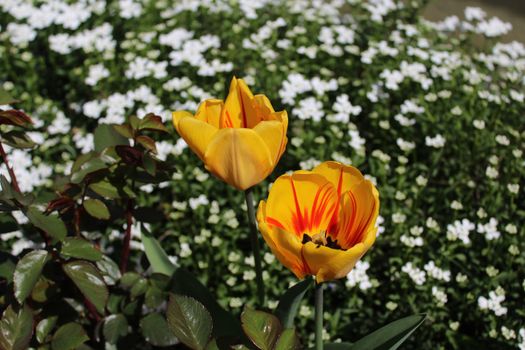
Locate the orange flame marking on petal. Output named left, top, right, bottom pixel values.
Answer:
left=310, top=183, right=335, bottom=233
left=290, top=178, right=306, bottom=236
left=328, top=167, right=344, bottom=235
left=266, top=216, right=286, bottom=230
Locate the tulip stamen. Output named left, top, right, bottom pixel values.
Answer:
left=302, top=232, right=344, bottom=250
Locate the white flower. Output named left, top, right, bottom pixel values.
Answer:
left=396, top=138, right=415, bottom=152
left=478, top=290, right=507, bottom=316
left=425, top=134, right=446, bottom=148
left=446, top=219, right=475, bottom=244
left=485, top=166, right=499, bottom=179
left=431, top=287, right=448, bottom=306
left=401, top=262, right=426, bottom=285
left=477, top=218, right=500, bottom=240
left=188, top=194, right=209, bottom=210
left=346, top=261, right=373, bottom=290
left=424, top=261, right=452, bottom=282
left=495, top=135, right=510, bottom=146
left=294, top=97, right=324, bottom=121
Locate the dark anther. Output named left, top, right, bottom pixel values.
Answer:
left=302, top=233, right=312, bottom=244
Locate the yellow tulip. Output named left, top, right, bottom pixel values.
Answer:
left=172, top=77, right=288, bottom=190
left=257, top=161, right=379, bottom=283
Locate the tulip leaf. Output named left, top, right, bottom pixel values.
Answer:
left=83, top=198, right=110, bottom=220
left=0, top=305, right=33, bottom=350
left=61, top=237, right=102, bottom=261
left=26, top=206, right=67, bottom=241
left=103, top=314, right=129, bottom=344
left=63, top=261, right=108, bottom=314
left=36, top=316, right=58, bottom=344
left=140, top=312, right=178, bottom=347
left=274, top=328, right=301, bottom=350
left=275, top=277, right=312, bottom=328
left=94, top=124, right=129, bottom=152
left=13, top=249, right=49, bottom=303
left=348, top=314, right=426, bottom=350
left=51, top=322, right=89, bottom=350
left=166, top=294, right=212, bottom=350
left=170, top=268, right=244, bottom=341
left=241, top=307, right=282, bottom=350
left=141, top=228, right=175, bottom=276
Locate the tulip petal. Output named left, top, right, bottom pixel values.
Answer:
left=253, top=120, right=287, bottom=165
left=177, top=117, right=218, bottom=160
left=204, top=128, right=273, bottom=190
left=253, top=94, right=275, bottom=122
left=302, top=241, right=367, bottom=283
left=265, top=172, right=337, bottom=237
left=331, top=180, right=379, bottom=249
left=257, top=202, right=307, bottom=279
left=220, top=77, right=258, bottom=128
left=194, top=99, right=223, bottom=128
left=172, top=110, right=193, bottom=132
left=312, top=161, right=364, bottom=196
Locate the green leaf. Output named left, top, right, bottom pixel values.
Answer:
left=103, top=314, right=128, bottom=344
left=96, top=255, right=121, bottom=286
left=0, top=88, right=16, bottom=105
left=36, top=316, right=58, bottom=343
left=348, top=314, right=426, bottom=350
left=63, top=261, right=108, bottom=314
left=139, top=113, right=168, bottom=132
left=26, top=206, right=67, bottom=241
left=83, top=198, right=110, bottom=220
left=170, top=269, right=243, bottom=340
left=0, top=214, right=18, bottom=233
left=1, top=131, right=34, bottom=149
left=94, top=124, right=129, bottom=152
left=141, top=229, right=175, bottom=276
left=241, top=307, right=281, bottom=350
left=136, top=135, right=157, bottom=153
left=167, top=294, right=212, bottom=350
left=70, top=158, right=107, bottom=184
left=0, top=251, right=17, bottom=282
left=13, top=250, right=49, bottom=303
left=275, top=278, right=312, bottom=328
left=130, top=277, right=148, bottom=298
left=120, top=272, right=140, bottom=288
left=140, top=313, right=178, bottom=347
left=51, top=322, right=89, bottom=350
left=0, top=305, right=33, bottom=350
left=274, top=328, right=301, bottom=350
left=113, top=124, right=134, bottom=139
left=142, top=152, right=157, bottom=176
left=61, top=237, right=102, bottom=261
left=89, top=181, right=120, bottom=199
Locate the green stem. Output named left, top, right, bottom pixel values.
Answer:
left=244, top=188, right=265, bottom=306
left=315, top=282, right=324, bottom=350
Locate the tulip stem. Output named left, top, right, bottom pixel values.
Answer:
left=315, top=282, right=324, bottom=350
left=244, top=188, right=265, bottom=306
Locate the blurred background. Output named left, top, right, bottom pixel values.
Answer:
left=424, top=0, right=525, bottom=42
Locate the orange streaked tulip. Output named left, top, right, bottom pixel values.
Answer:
left=172, top=77, right=288, bottom=190
left=257, top=161, right=379, bottom=283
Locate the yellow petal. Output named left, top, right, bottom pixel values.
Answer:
left=265, top=172, right=337, bottom=237
left=257, top=201, right=307, bottom=279
left=253, top=94, right=275, bottom=122
left=312, top=161, right=364, bottom=196
left=331, top=180, right=379, bottom=249
left=194, top=99, right=224, bottom=128
left=302, top=241, right=367, bottom=283
left=220, top=77, right=258, bottom=128
left=177, top=117, right=218, bottom=160
left=204, top=128, right=273, bottom=190
left=172, top=110, right=193, bottom=132
left=253, top=120, right=287, bottom=165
